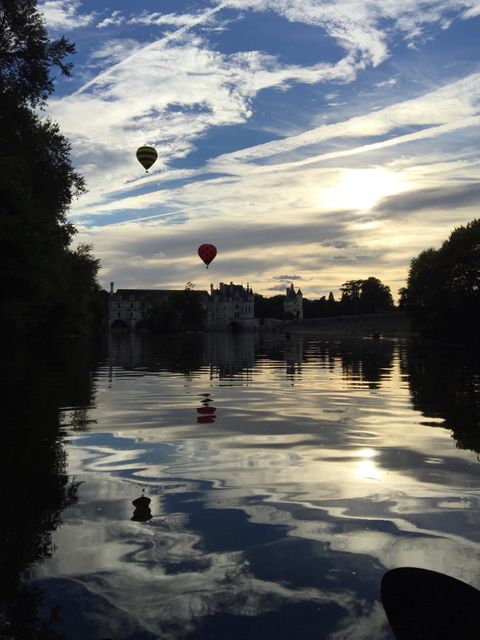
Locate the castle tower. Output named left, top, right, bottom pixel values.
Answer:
left=284, top=283, right=303, bottom=320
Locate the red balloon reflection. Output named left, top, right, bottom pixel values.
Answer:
left=196, top=393, right=217, bottom=423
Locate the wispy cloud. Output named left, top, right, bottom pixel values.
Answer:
left=42, top=0, right=480, bottom=296
left=96, top=11, right=124, bottom=29
left=38, top=0, right=95, bottom=29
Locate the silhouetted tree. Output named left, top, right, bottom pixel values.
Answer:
left=402, top=219, right=480, bottom=336
left=359, top=277, right=394, bottom=313
left=340, top=277, right=394, bottom=315
left=326, top=291, right=337, bottom=316
left=142, top=285, right=206, bottom=332
left=303, top=296, right=327, bottom=319
left=0, top=0, right=103, bottom=337
left=254, top=293, right=284, bottom=319
left=340, top=280, right=363, bottom=314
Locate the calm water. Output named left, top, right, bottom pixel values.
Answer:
left=2, top=333, right=480, bottom=639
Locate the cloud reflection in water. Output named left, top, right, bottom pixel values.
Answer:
left=29, top=334, right=480, bottom=639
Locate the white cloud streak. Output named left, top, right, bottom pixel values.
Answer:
left=38, top=0, right=95, bottom=29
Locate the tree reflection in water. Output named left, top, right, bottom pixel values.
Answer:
left=403, top=340, right=480, bottom=454
left=7, top=332, right=480, bottom=638
left=0, top=339, right=99, bottom=639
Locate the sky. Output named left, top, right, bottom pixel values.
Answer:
left=38, top=0, right=480, bottom=299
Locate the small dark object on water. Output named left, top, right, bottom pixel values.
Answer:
left=371, top=331, right=380, bottom=339
left=132, top=489, right=151, bottom=508
left=381, top=567, right=480, bottom=639
left=131, top=489, right=152, bottom=521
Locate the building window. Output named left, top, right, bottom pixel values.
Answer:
left=117, top=304, right=121, bottom=309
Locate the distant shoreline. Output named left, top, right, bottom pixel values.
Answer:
left=287, top=311, right=412, bottom=337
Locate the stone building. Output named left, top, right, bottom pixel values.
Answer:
left=108, top=283, right=208, bottom=330
left=108, top=281, right=255, bottom=331
left=207, top=282, right=256, bottom=331
left=284, top=283, right=303, bottom=320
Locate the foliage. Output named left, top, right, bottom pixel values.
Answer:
left=402, top=219, right=480, bottom=336
left=340, top=277, right=394, bottom=314
left=0, top=339, right=99, bottom=637
left=0, top=0, right=103, bottom=337
left=256, top=280, right=394, bottom=321
left=141, top=285, right=206, bottom=332
left=254, top=293, right=284, bottom=319
left=0, top=0, right=75, bottom=107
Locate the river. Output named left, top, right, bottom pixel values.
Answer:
left=2, top=332, right=480, bottom=639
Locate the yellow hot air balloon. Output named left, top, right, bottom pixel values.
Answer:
left=136, top=146, right=157, bottom=173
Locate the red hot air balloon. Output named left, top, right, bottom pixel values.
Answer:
left=198, top=244, right=217, bottom=268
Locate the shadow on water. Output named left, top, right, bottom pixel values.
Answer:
left=0, top=338, right=102, bottom=639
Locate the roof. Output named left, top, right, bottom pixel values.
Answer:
left=212, top=283, right=253, bottom=301
left=114, top=289, right=208, bottom=300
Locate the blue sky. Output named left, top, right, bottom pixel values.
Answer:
left=39, top=0, right=480, bottom=298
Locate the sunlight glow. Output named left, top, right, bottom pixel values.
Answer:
left=357, top=448, right=376, bottom=459
left=356, top=449, right=381, bottom=480
left=356, top=459, right=381, bottom=480
left=320, top=168, right=407, bottom=211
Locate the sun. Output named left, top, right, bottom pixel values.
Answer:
left=320, top=168, right=406, bottom=211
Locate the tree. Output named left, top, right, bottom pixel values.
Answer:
left=340, top=280, right=363, bottom=314
left=359, top=277, right=394, bottom=313
left=141, top=285, right=206, bottom=332
left=303, top=296, right=327, bottom=319
left=254, top=293, right=284, bottom=319
left=340, top=277, right=394, bottom=314
left=0, top=0, right=103, bottom=337
left=402, top=219, right=480, bottom=336
left=0, top=0, right=75, bottom=107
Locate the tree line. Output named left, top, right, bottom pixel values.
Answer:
left=255, top=276, right=395, bottom=320
left=1, top=0, right=104, bottom=339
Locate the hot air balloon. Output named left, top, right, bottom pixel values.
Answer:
left=136, top=146, right=157, bottom=172
left=198, top=244, right=217, bottom=268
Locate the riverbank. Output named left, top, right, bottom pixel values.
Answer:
left=288, top=311, right=411, bottom=337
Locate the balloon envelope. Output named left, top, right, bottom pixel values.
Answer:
left=198, top=244, right=217, bottom=267
left=136, top=146, right=157, bottom=172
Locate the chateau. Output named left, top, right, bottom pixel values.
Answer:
left=284, top=283, right=303, bottom=320
left=109, top=281, right=255, bottom=331
left=108, top=281, right=303, bottom=330
left=207, top=282, right=255, bottom=331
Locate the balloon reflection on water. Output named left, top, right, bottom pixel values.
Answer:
left=196, top=393, right=217, bottom=424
